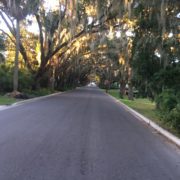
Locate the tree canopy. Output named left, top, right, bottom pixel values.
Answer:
left=0, top=0, right=179, bottom=93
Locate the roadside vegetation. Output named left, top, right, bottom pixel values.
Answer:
left=108, top=89, right=180, bottom=137
left=0, top=88, right=56, bottom=105
left=0, top=95, right=17, bottom=105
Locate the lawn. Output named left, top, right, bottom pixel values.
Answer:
left=0, top=89, right=58, bottom=106
left=0, top=96, right=17, bottom=105
left=108, top=89, right=158, bottom=121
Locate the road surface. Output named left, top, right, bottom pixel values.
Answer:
left=0, top=87, right=180, bottom=180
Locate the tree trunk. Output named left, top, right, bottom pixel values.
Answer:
left=13, top=19, right=20, bottom=92
left=119, top=79, right=126, bottom=98
left=33, top=67, right=44, bottom=90
left=127, top=66, right=134, bottom=100
left=128, top=82, right=134, bottom=100
left=160, top=0, right=166, bottom=35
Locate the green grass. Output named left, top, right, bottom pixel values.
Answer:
left=108, top=89, right=158, bottom=121
left=108, top=89, right=180, bottom=137
left=0, top=96, right=17, bottom=105
left=0, top=88, right=58, bottom=105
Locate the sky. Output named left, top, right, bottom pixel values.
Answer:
left=0, top=0, right=59, bottom=34
left=27, top=0, right=60, bottom=33
left=44, top=0, right=59, bottom=11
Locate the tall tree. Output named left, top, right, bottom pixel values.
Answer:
left=0, top=0, right=40, bottom=92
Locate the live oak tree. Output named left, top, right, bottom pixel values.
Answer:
left=130, top=0, right=180, bottom=98
left=0, top=0, right=179, bottom=94
left=0, top=0, right=40, bottom=92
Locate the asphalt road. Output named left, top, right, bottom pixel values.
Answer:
left=0, top=87, right=180, bottom=180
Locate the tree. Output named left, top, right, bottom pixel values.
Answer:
left=0, top=0, right=179, bottom=95
left=0, top=34, right=5, bottom=63
left=130, top=0, right=180, bottom=98
left=0, top=0, right=40, bottom=92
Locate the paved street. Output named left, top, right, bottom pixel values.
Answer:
left=0, top=87, right=180, bottom=180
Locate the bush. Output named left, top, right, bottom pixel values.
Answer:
left=24, top=88, right=54, bottom=97
left=168, top=104, right=180, bottom=131
left=18, top=69, right=33, bottom=91
left=162, top=104, right=180, bottom=132
left=156, top=90, right=180, bottom=133
left=0, top=64, right=13, bottom=92
left=156, top=90, right=178, bottom=112
left=111, top=82, right=119, bottom=89
left=0, top=65, right=33, bottom=93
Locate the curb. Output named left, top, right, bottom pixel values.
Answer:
left=108, top=94, right=180, bottom=148
left=0, top=92, right=63, bottom=111
left=0, top=105, right=10, bottom=111
left=13, top=92, right=63, bottom=107
left=0, top=88, right=77, bottom=111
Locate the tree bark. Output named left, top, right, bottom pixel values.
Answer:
left=13, top=19, right=20, bottom=92
left=119, top=80, right=126, bottom=98
left=128, top=68, right=134, bottom=100
left=128, top=82, right=134, bottom=100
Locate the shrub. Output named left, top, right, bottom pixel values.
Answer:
left=156, top=90, right=180, bottom=133
left=0, top=65, right=33, bottom=92
left=18, top=69, right=33, bottom=91
left=24, top=88, right=54, bottom=97
left=166, top=104, right=180, bottom=132
left=156, top=90, right=178, bottom=112
left=0, top=64, right=13, bottom=92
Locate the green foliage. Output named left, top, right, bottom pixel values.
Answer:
left=0, top=65, right=33, bottom=92
left=0, top=64, right=13, bottom=92
left=156, top=90, right=178, bottom=112
left=152, top=66, right=180, bottom=94
left=156, top=89, right=180, bottom=132
left=131, top=34, right=161, bottom=98
left=166, top=104, right=180, bottom=131
left=18, top=69, right=33, bottom=91
left=24, top=88, right=54, bottom=97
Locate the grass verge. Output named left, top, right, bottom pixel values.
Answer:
left=0, top=96, right=17, bottom=105
left=108, top=89, right=180, bottom=138
left=0, top=88, right=58, bottom=105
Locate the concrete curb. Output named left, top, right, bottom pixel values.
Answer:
left=108, top=94, right=180, bottom=148
left=13, top=92, right=63, bottom=107
left=0, top=92, right=63, bottom=111
left=0, top=105, right=9, bottom=111
left=0, top=88, right=77, bottom=111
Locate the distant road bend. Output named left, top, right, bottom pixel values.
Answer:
left=0, top=87, right=180, bottom=180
